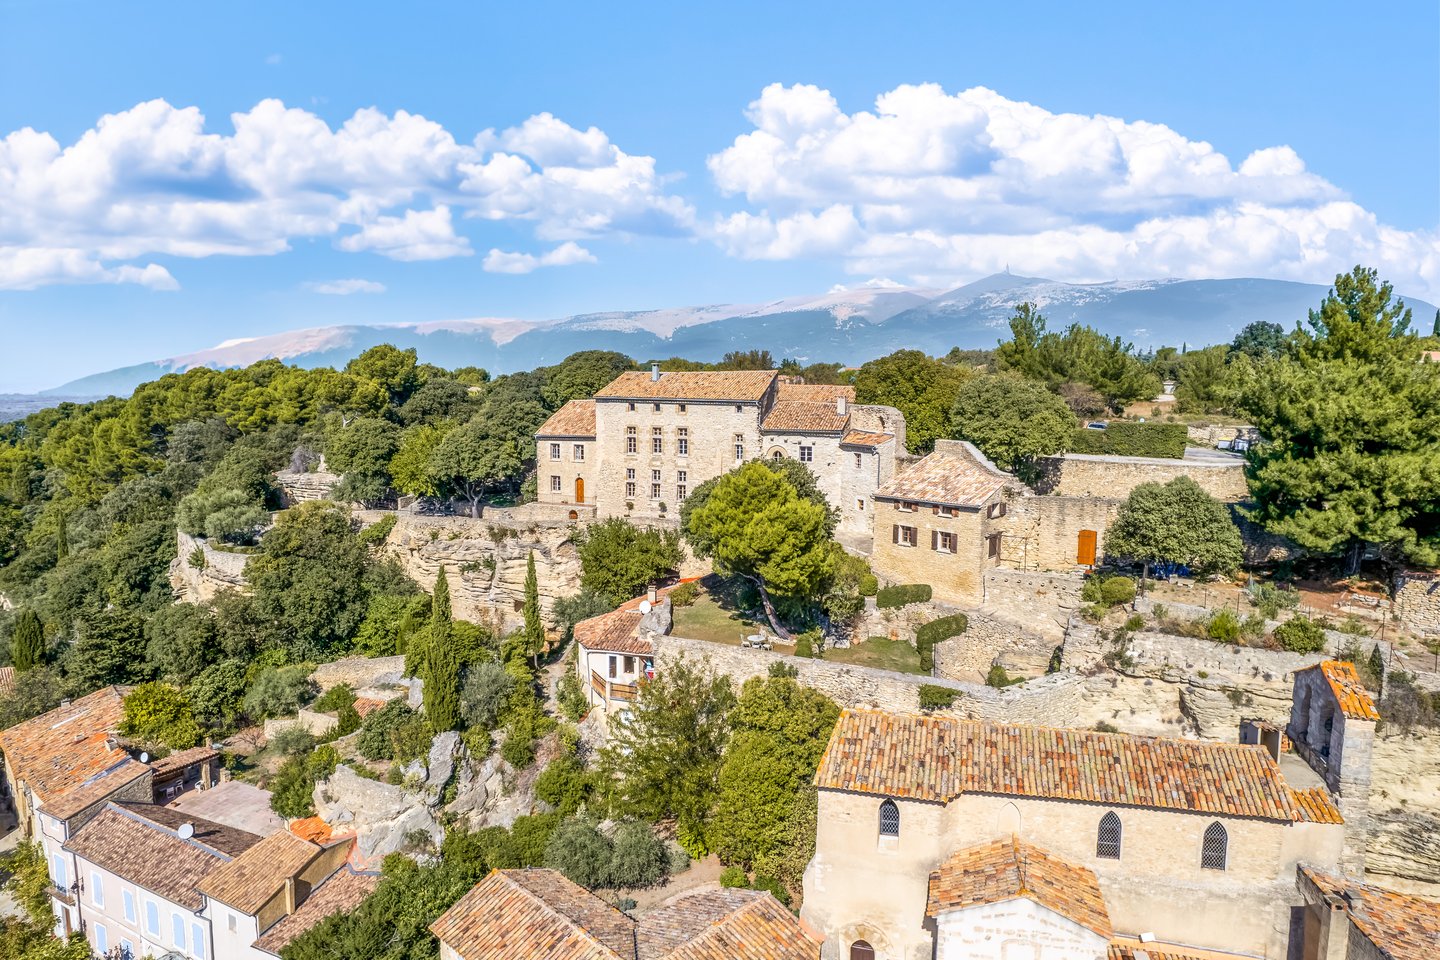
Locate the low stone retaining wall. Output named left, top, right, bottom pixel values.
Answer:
left=169, top=531, right=251, bottom=604
left=263, top=707, right=340, bottom=740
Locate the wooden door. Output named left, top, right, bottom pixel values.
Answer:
left=1077, top=529, right=1097, bottom=566
left=575, top=477, right=585, bottom=503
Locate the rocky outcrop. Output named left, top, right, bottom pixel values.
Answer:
left=313, top=765, right=444, bottom=866
left=381, top=513, right=583, bottom=632
left=276, top=469, right=342, bottom=505
left=169, top=530, right=251, bottom=604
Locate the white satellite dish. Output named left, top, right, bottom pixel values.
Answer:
left=139, top=752, right=149, bottom=764
left=177, top=823, right=195, bottom=840
left=638, top=600, right=652, bottom=614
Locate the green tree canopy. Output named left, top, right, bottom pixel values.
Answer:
left=576, top=518, right=684, bottom=606
left=996, top=303, right=1159, bottom=409
left=326, top=417, right=403, bottom=503
left=345, top=345, right=421, bottom=404
left=542, top=351, right=635, bottom=408
left=121, top=682, right=202, bottom=750
left=11, top=609, right=43, bottom=672
left=854, top=349, right=970, bottom=454
left=1244, top=267, right=1440, bottom=569
left=950, top=372, right=1074, bottom=480
left=429, top=418, right=526, bottom=517
left=1104, top=476, right=1243, bottom=579
left=1231, top=321, right=1289, bottom=359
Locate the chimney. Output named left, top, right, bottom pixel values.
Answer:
left=650, top=362, right=661, bottom=382
left=646, top=584, right=658, bottom=604
left=836, top=395, right=848, bottom=416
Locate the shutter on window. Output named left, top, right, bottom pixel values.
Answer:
left=931, top=505, right=938, bottom=515
left=931, top=530, right=938, bottom=550
left=892, top=524, right=899, bottom=544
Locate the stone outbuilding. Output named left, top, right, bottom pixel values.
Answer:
left=1297, top=866, right=1440, bottom=960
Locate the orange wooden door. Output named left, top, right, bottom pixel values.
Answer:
left=575, top=477, right=585, bottom=503
left=1077, top=529, right=1097, bottom=566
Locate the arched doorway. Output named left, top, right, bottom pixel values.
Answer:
left=575, top=477, right=585, bottom=504
left=850, top=941, right=875, bottom=960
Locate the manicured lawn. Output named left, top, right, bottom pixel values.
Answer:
left=823, top=636, right=925, bottom=675
left=671, top=593, right=772, bottom=647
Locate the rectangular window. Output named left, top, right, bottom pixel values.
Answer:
left=90, top=871, right=103, bottom=907
left=193, top=923, right=206, bottom=959
left=857, top=498, right=865, bottom=511
left=735, top=404, right=743, bottom=413
left=935, top=531, right=957, bottom=554
left=626, top=426, right=637, bottom=454
left=677, top=485, right=687, bottom=500
left=573, top=444, right=585, bottom=461
left=677, top=470, right=687, bottom=483
left=854, top=451, right=862, bottom=467
left=123, top=889, right=136, bottom=923
left=652, top=427, right=663, bottom=454
left=987, top=501, right=1008, bottom=519
left=898, top=501, right=917, bottom=513
left=623, top=656, right=635, bottom=673
left=608, top=656, right=617, bottom=679
left=172, top=913, right=186, bottom=949
left=94, top=923, right=108, bottom=954
left=651, top=470, right=661, bottom=482
left=145, top=900, right=160, bottom=937
left=121, top=940, right=135, bottom=960
left=626, top=482, right=636, bottom=498
left=626, top=468, right=635, bottom=480
left=651, top=483, right=661, bottom=499
left=228, top=913, right=236, bottom=933
left=735, top=435, right=744, bottom=461
left=678, top=404, right=687, bottom=413
left=936, top=505, right=960, bottom=518
left=893, top=525, right=917, bottom=547
left=799, top=445, right=813, bottom=462
left=549, top=442, right=560, bottom=460
left=653, top=402, right=661, bottom=413
left=50, top=854, right=66, bottom=889
left=987, top=534, right=1002, bottom=559
left=678, top=428, right=688, bottom=456
left=550, top=476, right=561, bottom=492
left=628, top=402, right=636, bottom=411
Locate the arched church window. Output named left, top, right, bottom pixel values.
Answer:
left=878, top=800, right=899, bottom=837
left=1201, top=822, right=1228, bottom=870
left=1096, top=812, right=1121, bottom=859
left=850, top=941, right=875, bottom=960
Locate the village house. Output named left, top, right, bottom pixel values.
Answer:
left=799, top=662, right=1371, bottom=960
left=60, top=800, right=374, bottom=960
left=535, top=366, right=905, bottom=538
left=1297, top=866, right=1439, bottom=960
left=430, top=867, right=819, bottom=960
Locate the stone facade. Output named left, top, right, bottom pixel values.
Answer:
left=1034, top=452, right=1249, bottom=503
left=170, top=530, right=251, bottom=603
left=990, top=495, right=1121, bottom=574
left=275, top=468, right=342, bottom=505
left=1393, top=568, right=1440, bottom=636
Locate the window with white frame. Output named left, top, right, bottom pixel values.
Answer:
left=573, top=444, right=585, bottom=461
left=894, top=525, right=917, bottom=547
left=121, top=939, right=135, bottom=960
left=677, top=428, right=688, bottom=455
left=677, top=470, right=687, bottom=485
left=799, top=445, right=813, bottom=462
left=652, top=427, right=663, bottom=454
left=898, top=501, right=917, bottom=512
left=51, top=853, right=66, bottom=889
left=987, top=501, right=1007, bottom=519
left=734, top=435, right=744, bottom=460
left=94, top=923, right=108, bottom=954
left=626, top=482, right=636, bottom=498
left=626, top=468, right=636, bottom=480
left=550, top=476, right=561, bottom=492
left=123, top=889, right=136, bottom=923
left=651, top=469, right=661, bottom=483
left=192, top=922, right=206, bottom=959
left=678, top=483, right=687, bottom=500
left=90, top=870, right=103, bottom=906
left=626, top=468, right=636, bottom=499
left=549, top=442, right=560, bottom=460
left=651, top=483, right=661, bottom=499
left=626, top=426, right=637, bottom=453
left=172, top=912, right=186, bottom=950
left=936, top=505, right=960, bottom=518
left=934, top=531, right=956, bottom=553
left=145, top=900, right=160, bottom=937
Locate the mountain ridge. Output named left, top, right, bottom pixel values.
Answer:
left=46, top=274, right=1438, bottom=397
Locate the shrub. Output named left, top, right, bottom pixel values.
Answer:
left=918, top=684, right=959, bottom=711
left=876, top=584, right=933, bottom=609
left=312, top=683, right=355, bottom=713
left=1249, top=582, right=1300, bottom=620
left=461, top=661, right=514, bottom=730
left=555, top=670, right=588, bottom=722
left=915, top=614, right=968, bottom=672
left=535, top=755, right=593, bottom=816
left=356, top=699, right=418, bottom=761
left=244, top=665, right=317, bottom=721
left=767, top=661, right=799, bottom=679
left=1273, top=616, right=1326, bottom=654
left=719, top=865, right=748, bottom=888
left=357, top=514, right=397, bottom=547
left=985, top=664, right=1021, bottom=688
left=1101, top=576, right=1136, bottom=606
left=269, top=726, right=316, bottom=756
left=793, top=629, right=821, bottom=659
left=1068, top=421, right=1187, bottom=458
left=544, top=819, right=613, bottom=889
left=676, top=819, right=709, bottom=859
left=668, top=581, right=700, bottom=608
left=1094, top=720, right=1120, bottom=733
left=859, top=574, right=879, bottom=597
left=666, top=842, right=692, bottom=875
left=1151, top=603, right=1168, bottom=621
left=390, top=715, right=434, bottom=763
left=269, top=745, right=338, bottom=819
left=609, top=821, right=669, bottom=889
left=1207, top=609, right=1241, bottom=643
left=751, top=874, right=791, bottom=907
left=1123, top=614, right=1145, bottom=632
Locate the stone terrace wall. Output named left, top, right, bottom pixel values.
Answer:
left=312, top=655, right=408, bottom=690
left=169, top=530, right=251, bottom=603
left=1034, top=453, right=1249, bottom=502
left=1394, top=569, right=1440, bottom=636
left=276, top=469, right=342, bottom=505
left=1185, top=424, right=1257, bottom=446
left=995, top=495, right=1121, bottom=573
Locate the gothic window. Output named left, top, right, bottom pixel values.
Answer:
left=1096, top=812, right=1121, bottom=860
left=879, top=799, right=900, bottom=837
left=1201, top=822, right=1228, bottom=870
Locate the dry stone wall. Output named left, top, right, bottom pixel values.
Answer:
left=276, top=468, right=342, bottom=505
left=1034, top=453, right=1249, bottom=502
left=1393, top=569, right=1440, bottom=636
left=169, top=530, right=251, bottom=603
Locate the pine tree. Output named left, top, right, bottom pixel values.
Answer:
left=523, top=551, right=544, bottom=668
left=11, top=609, right=44, bottom=672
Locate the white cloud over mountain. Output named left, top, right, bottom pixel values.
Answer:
left=483, top=241, right=597, bottom=274
left=303, top=278, right=386, bottom=295
left=0, top=99, right=693, bottom=289
left=707, top=83, right=1439, bottom=296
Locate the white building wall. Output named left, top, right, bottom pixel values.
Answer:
left=72, top=855, right=213, bottom=960
left=202, top=900, right=272, bottom=960
left=934, top=900, right=1108, bottom=960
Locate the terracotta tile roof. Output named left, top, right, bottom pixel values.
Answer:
left=875, top=449, right=1007, bottom=508
left=776, top=383, right=854, bottom=403
left=431, top=868, right=635, bottom=960
left=644, top=889, right=819, bottom=960
left=432, top=869, right=815, bottom=960
left=43, top=758, right=151, bottom=822
left=288, top=816, right=335, bottom=844
left=353, top=696, right=390, bottom=718
left=926, top=837, right=1112, bottom=939
left=575, top=609, right=652, bottom=656
left=198, top=828, right=321, bottom=913
left=538, top=399, right=598, bottom=437
left=761, top=401, right=849, bottom=433
left=840, top=430, right=892, bottom=447
left=0, top=666, right=14, bottom=698
left=64, top=803, right=263, bottom=910
left=1290, top=786, right=1344, bottom=824
left=1108, top=944, right=1235, bottom=960
left=1309, top=660, right=1381, bottom=721
left=815, top=710, right=1330, bottom=823
left=595, top=371, right=777, bottom=402
left=253, top=867, right=379, bottom=955
left=0, top=686, right=130, bottom=807
left=1301, top=868, right=1440, bottom=960
left=147, top=746, right=219, bottom=779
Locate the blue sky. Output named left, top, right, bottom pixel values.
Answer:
left=0, top=0, right=1436, bottom=391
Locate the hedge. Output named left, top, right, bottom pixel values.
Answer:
left=1068, top=421, right=1187, bottom=459
left=914, top=614, right=968, bottom=671
left=918, top=684, right=959, bottom=711
left=876, top=584, right=932, bottom=609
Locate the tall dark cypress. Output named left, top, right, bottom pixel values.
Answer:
left=12, top=609, right=44, bottom=672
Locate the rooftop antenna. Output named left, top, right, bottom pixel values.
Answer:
left=177, top=823, right=195, bottom=840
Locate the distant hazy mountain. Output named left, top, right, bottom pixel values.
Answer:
left=46, top=274, right=1438, bottom=398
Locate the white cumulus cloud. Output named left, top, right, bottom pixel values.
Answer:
left=0, top=99, right=693, bottom=288
left=483, top=241, right=597, bottom=274
left=303, top=278, right=386, bottom=295
left=706, top=82, right=1440, bottom=297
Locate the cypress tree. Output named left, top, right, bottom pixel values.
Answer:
left=421, top=565, right=459, bottom=729
left=55, top=512, right=68, bottom=563
left=523, top=551, right=543, bottom=667
left=432, top=566, right=452, bottom=628
left=12, top=609, right=44, bottom=672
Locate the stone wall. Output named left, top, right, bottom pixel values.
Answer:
left=311, top=655, right=408, bottom=690
left=276, top=468, right=342, bottom=505
left=993, top=494, right=1120, bottom=573
left=381, top=513, right=583, bottom=632
left=1034, top=452, right=1249, bottom=502
left=169, top=530, right=251, bottom=603
left=1186, top=423, right=1257, bottom=446
left=1393, top=569, right=1440, bottom=636
left=1367, top=728, right=1440, bottom=894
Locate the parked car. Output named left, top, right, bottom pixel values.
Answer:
left=1085, top=421, right=1107, bottom=430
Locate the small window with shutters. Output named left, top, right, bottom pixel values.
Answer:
left=934, top=531, right=956, bottom=554
left=987, top=533, right=1002, bottom=558
left=987, top=502, right=1008, bottom=519
left=893, top=525, right=917, bottom=547
left=1096, top=812, right=1122, bottom=859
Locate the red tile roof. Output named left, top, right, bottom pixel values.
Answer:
left=596, top=371, right=777, bottom=402
left=815, top=710, right=1333, bottom=822
left=538, top=400, right=598, bottom=438
left=840, top=430, right=892, bottom=447
left=761, top=401, right=849, bottom=433
left=432, top=869, right=817, bottom=960
left=1290, top=786, right=1344, bottom=824
left=43, top=758, right=151, bottom=822
left=776, top=383, right=854, bottom=403
left=876, top=448, right=1007, bottom=508
left=575, top=609, right=651, bottom=656
left=0, top=686, right=131, bottom=807
left=1308, top=660, right=1381, bottom=721
left=253, top=868, right=379, bottom=956
left=198, top=829, right=322, bottom=913
left=1301, top=868, right=1440, bottom=960
left=926, top=837, right=1112, bottom=939
left=148, top=746, right=219, bottom=779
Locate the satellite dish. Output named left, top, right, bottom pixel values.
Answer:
left=177, top=823, right=195, bottom=840
left=139, top=752, right=149, bottom=764
left=638, top=600, right=652, bottom=614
